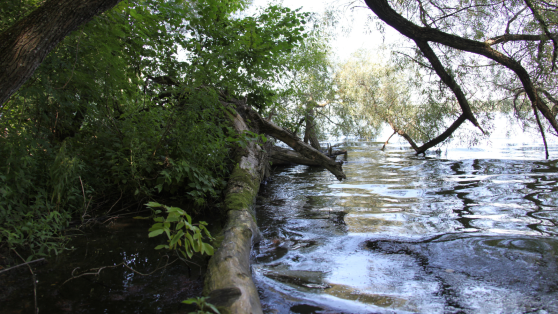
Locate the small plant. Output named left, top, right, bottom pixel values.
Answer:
left=182, top=296, right=220, bottom=314
left=145, top=202, right=214, bottom=259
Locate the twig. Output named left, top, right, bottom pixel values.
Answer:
left=61, top=257, right=178, bottom=286
left=12, top=249, right=38, bottom=314
left=0, top=258, right=45, bottom=274
left=106, top=189, right=123, bottom=214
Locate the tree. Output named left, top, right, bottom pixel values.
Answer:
left=0, top=0, right=345, bottom=258
left=335, top=49, right=427, bottom=147
left=0, top=0, right=124, bottom=106
left=363, top=0, right=558, bottom=156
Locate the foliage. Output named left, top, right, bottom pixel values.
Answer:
left=0, top=0, right=312, bottom=257
left=182, top=296, right=220, bottom=314
left=268, top=11, right=337, bottom=141
left=334, top=47, right=468, bottom=143
left=145, top=202, right=214, bottom=260
left=367, top=0, right=558, bottom=139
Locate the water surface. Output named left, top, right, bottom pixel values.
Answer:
left=254, top=138, right=558, bottom=313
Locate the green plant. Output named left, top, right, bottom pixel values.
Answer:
left=146, top=202, right=214, bottom=259
left=225, top=128, right=268, bottom=149
left=182, top=296, right=220, bottom=314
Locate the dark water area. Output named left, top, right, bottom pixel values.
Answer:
left=254, top=139, right=558, bottom=313
left=0, top=217, right=204, bottom=314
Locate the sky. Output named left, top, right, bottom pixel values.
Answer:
left=247, top=0, right=402, bottom=61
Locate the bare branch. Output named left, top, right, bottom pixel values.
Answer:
left=485, top=33, right=555, bottom=46
left=505, top=6, right=528, bottom=34
left=394, top=51, right=434, bottom=70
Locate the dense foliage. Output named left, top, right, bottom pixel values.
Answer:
left=0, top=0, right=311, bottom=258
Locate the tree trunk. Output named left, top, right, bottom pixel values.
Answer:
left=203, top=96, right=349, bottom=313
left=235, top=103, right=346, bottom=181
left=304, top=108, right=322, bottom=151
left=363, top=0, right=558, bottom=136
left=269, top=146, right=345, bottom=166
left=204, top=111, right=267, bottom=314
left=0, top=0, right=122, bottom=106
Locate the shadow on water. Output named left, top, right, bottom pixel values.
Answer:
left=0, top=217, right=205, bottom=314
left=253, top=140, right=558, bottom=313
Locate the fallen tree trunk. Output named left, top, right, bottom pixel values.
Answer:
left=203, top=111, right=267, bottom=314
left=203, top=100, right=347, bottom=314
left=235, top=104, right=346, bottom=181
left=269, top=146, right=346, bottom=167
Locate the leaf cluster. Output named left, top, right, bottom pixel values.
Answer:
left=146, top=202, right=214, bottom=260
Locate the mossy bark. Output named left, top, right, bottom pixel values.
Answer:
left=203, top=111, right=265, bottom=314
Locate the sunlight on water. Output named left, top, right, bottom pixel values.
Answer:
left=254, top=123, right=558, bottom=313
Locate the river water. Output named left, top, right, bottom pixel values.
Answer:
left=253, top=133, right=558, bottom=313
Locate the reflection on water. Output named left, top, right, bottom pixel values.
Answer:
left=0, top=218, right=204, bottom=313
left=254, top=138, right=558, bottom=313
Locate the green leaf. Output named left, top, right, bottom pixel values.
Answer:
left=148, top=229, right=164, bottom=237
left=145, top=202, right=162, bottom=208
left=207, top=303, right=221, bottom=314
left=176, top=221, right=185, bottom=230
left=154, top=244, right=169, bottom=250
left=202, top=243, right=214, bottom=256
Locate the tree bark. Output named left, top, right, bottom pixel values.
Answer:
left=304, top=107, right=322, bottom=151
left=269, top=146, right=344, bottom=166
left=387, top=115, right=467, bottom=155
left=381, top=131, right=397, bottom=150
left=204, top=111, right=266, bottom=314
left=0, top=0, right=123, bottom=106
left=414, top=39, right=482, bottom=132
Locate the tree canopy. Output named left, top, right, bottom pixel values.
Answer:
left=2, top=0, right=557, bottom=258
left=0, top=0, right=318, bottom=257
left=355, top=0, right=558, bottom=155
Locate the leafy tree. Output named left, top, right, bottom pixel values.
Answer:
left=269, top=12, right=337, bottom=148
left=361, top=0, right=558, bottom=156
left=0, top=0, right=124, bottom=105
left=0, top=0, right=311, bottom=257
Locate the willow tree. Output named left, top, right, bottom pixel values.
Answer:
left=335, top=50, right=425, bottom=146
left=362, top=0, right=558, bottom=157
left=269, top=12, right=338, bottom=150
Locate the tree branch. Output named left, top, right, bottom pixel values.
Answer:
left=363, top=0, right=558, bottom=136
left=414, top=39, right=483, bottom=133
left=524, top=0, right=558, bottom=71
left=236, top=104, right=346, bottom=181
left=0, top=0, right=123, bottom=106
left=485, top=33, right=556, bottom=46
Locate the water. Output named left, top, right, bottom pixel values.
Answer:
left=0, top=217, right=205, bottom=313
left=253, top=136, right=558, bottom=313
